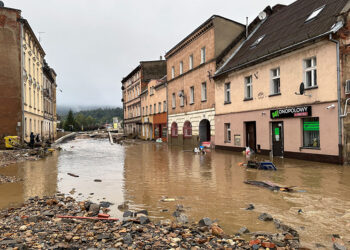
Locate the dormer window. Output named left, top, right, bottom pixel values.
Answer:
left=250, top=35, right=265, bottom=48
left=305, top=5, right=325, bottom=22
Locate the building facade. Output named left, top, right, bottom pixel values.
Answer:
left=166, top=15, right=244, bottom=148
left=122, top=60, right=166, bottom=136
left=0, top=5, right=57, bottom=146
left=140, top=77, right=167, bottom=141
left=214, top=0, right=350, bottom=164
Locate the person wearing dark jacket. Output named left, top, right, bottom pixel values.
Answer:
left=30, top=132, right=35, bottom=148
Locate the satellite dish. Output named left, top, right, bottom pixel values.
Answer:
left=258, top=11, right=267, bottom=20
left=299, top=82, right=305, bottom=95
left=0, top=1, right=4, bottom=7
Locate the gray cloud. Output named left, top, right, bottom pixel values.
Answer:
left=8, top=0, right=294, bottom=107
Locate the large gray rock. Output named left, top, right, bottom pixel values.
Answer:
left=88, top=203, right=100, bottom=216
left=198, top=217, right=212, bottom=227
left=258, top=213, right=273, bottom=221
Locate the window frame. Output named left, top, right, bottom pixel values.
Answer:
left=304, top=57, right=317, bottom=88
left=190, top=86, right=194, bottom=104
left=171, top=66, right=175, bottom=79
left=244, top=76, right=253, bottom=99
left=201, top=47, right=206, bottom=64
left=224, top=123, right=231, bottom=143
left=171, top=122, right=178, bottom=137
left=180, top=90, right=184, bottom=107
left=224, top=82, right=231, bottom=103
left=270, top=68, right=281, bottom=95
left=302, top=117, right=320, bottom=149
left=179, top=61, right=183, bottom=75
left=189, top=54, right=193, bottom=70
left=158, top=102, right=161, bottom=113
left=183, top=121, right=192, bottom=138
left=172, top=93, right=176, bottom=109
left=201, top=82, right=207, bottom=101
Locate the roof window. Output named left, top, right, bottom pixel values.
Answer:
left=250, top=35, right=265, bottom=48
left=305, top=5, right=325, bottom=22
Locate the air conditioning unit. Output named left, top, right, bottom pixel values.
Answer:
left=346, top=80, right=350, bottom=94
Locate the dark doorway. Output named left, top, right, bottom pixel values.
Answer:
left=272, top=122, right=284, bottom=157
left=245, top=122, right=256, bottom=152
left=199, top=119, right=211, bottom=142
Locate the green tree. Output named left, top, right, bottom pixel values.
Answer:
left=64, top=110, right=76, bottom=131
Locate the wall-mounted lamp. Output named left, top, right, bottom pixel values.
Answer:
left=326, top=104, right=335, bottom=110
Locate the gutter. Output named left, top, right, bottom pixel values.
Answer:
left=329, top=32, right=343, bottom=162
left=20, top=22, right=25, bottom=143
left=215, top=21, right=344, bottom=78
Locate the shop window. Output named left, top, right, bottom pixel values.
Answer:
left=171, top=122, right=178, bottom=137
left=304, top=57, right=317, bottom=88
left=225, top=123, right=231, bottom=143
left=183, top=121, right=192, bottom=138
left=270, top=68, right=280, bottom=94
left=162, top=126, right=167, bottom=138
left=303, top=117, right=320, bottom=148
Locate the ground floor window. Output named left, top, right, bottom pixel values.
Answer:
left=224, top=123, right=231, bottom=143
left=162, top=126, right=167, bottom=138
left=171, top=122, right=178, bottom=137
left=303, top=117, right=320, bottom=148
left=183, top=121, right=192, bottom=138
left=155, top=126, right=160, bottom=137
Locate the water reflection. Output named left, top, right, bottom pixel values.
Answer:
left=0, top=139, right=349, bottom=248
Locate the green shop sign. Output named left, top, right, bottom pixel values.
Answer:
left=303, top=121, right=319, bottom=131
left=270, top=106, right=312, bottom=119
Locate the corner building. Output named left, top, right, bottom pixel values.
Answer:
left=214, top=0, right=350, bottom=164
left=166, top=15, right=244, bottom=147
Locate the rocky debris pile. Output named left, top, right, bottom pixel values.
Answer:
left=0, top=195, right=310, bottom=249
left=0, top=148, right=55, bottom=168
left=0, top=174, right=22, bottom=184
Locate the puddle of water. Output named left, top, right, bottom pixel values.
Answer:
left=0, top=138, right=349, bottom=248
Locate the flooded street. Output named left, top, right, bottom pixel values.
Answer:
left=0, top=138, right=349, bottom=248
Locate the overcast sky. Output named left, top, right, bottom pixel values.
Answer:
left=8, top=0, right=294, bottom=108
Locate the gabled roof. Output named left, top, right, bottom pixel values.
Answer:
left=216, top=0, right=349, bottom=77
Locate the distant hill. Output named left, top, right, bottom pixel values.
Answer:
left=57, top=105, right=120, bottom=116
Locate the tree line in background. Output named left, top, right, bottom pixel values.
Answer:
left=58, top=107, right=123, bottom=131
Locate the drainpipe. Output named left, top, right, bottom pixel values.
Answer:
left=329, top=34, right=342, bottom=163
left=166, top=81, right=168, bottom=143
left=20, top=22, right=25, bottom=143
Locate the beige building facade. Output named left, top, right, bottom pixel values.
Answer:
left=166, top=15, right=244, bottom=147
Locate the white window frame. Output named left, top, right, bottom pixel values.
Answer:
left=225, top=123, right=231, bottom=143
left=245, top=76, right=253, bottom=99
left=190, top=86, right=194, bottom=104
left=201, top=47, right=206, bottom=64
left=304, top=57, right=317, bottom=88
left=172, top=93, right=176, bottom=108
left=179, top=61, right=183, bottom=75
left=224, top=82, right=231, bottom=103
left=171, top=66, right=175, bottom=79
left=201, top=82, right=207, bottom=101
left=270, top=68, right=280, bottom=94
left=306, top=5, right=325, bottom=22
left=189, top=54, right=193, bottom=70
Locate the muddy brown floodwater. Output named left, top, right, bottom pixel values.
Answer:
left=0, top=138, right=349, bottom=248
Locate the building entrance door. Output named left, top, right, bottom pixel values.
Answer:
left=272, top=122, right=284, bottom=157
left=245, top=122, right=256, bottom=152
left=199, top=119, right=211, bottom=143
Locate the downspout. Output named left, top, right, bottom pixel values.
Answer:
left=166, top=81, right=168, bottom=143
left=329, top=33, right=342, bottom=163
left=20, top=22, right=25, bottom=143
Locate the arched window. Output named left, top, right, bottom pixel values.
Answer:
left=183, top=121, right=192, bottom=138
left=171, top=122, right=178, bottom=137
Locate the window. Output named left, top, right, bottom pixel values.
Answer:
left=171, top=122, right=178, bottom=137
left=224, top=82, right=231, bottom=103
left=189, top=54, right=193, bottom=70
left=225, top=123, right=231, bottom=143
left=245, top=76, right=253, bottom=99
left=304, top=57, right=317, bottom=88
left=23, top=52, right=26, bottom=68
left=171, top=66, right=175, bottom=79
left=154, top=104, right=156, bottom=114
left=180, top=90, right=184, bottom=107
left=162, top=126, right=167, bottom=138
left=179, top=61, right=183, bottom=75
left=28, top=58, right=31, bottom=75
left=201, top=47, right=206, bottom=64
left=150, top=87, right=154, bottom=95
left=190, top=86, right=194, bottom=104
left=24, top=84, right=26, bottom=104
left=150, top=105, right=152, bottom=114
left=158, top=102, right=161, bottom=113
left=201, top=82, right=207, bottom=101
left=306, top=5, right=325, bottom=22
left=271, top=68, right=280, bottom=94
left=33, top=90, right=36, bottom=108
left=146, top=106, right=148, bottom=115
left=25, top=117, right=27, bottom=136
left=163, top=101, right=167, bottom=112
left=172, top=93, right=176, bottom=108
left=303, top=117, right=320, bottom=148
left=142, top=107, right=145, bottom=116
left=250, top=35, right=265, bottom=48
left=183, top=121, right=192, bottom=138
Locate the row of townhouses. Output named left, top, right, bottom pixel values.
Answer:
left=122, top=0, right=350, bottom=164
left=0, top=4, right=58, bottom=145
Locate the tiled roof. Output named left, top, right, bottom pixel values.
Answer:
left=216, top=0, right=349, bottom=76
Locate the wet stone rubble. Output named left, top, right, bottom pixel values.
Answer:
left=0, top=195, right=311, bottom=250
